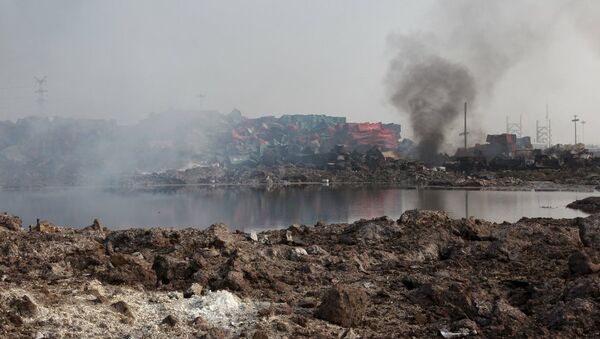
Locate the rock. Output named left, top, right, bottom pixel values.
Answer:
left=340, top=217, right=399, bottom=245
left=494, top=298, right=528, bottom=326
left=183, top=283, right=203, bottom=298
left=252, top=330, right=270, bottom=339
left=152, top=254, right=192, bottom=285
left=207, top=223, right=235, bottom=249
left=101, top=253, right=156, bottom=287
left=111, top=301, right=134, bottom=319
left=306, top=245, right=327, bottom=255
left=161, top=314, right=179, bottom=327
left=248, top=231, right=258, bottom=242
left=275, top=321, right=289, bottom=332
left=568, top=251, right=600, bottom=276
left=10, top=295, right=38, bottom=317
left=286, top=247, right=308, bottom=261
left=285, top=230, right=294, bottom=243
left=0, top=213, right=22, bottom=231
left=30, top=220, right=59, bottom=233
left=315, top=285, right=368, bottom=327
left=544, top=298, right=598, bottom=330
left=191, top=316, right=209, bottom=330
left=7, top=312, right=23, bottom=326
left=225, top=270, right=248, bottom=291
left=44, top=262, right=73, bottom=281
left=298, top=297, right=318, bottom=308
left=340, top=328, right=360, bottom=339
left=83, top=218, right=106, bottom=234
left=578, top=215, right=600, bottom=249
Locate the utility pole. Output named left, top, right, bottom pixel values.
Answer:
left=572, top=115, right=580, bottom=145
left=34, top=76, right=47, bottom=111
left=459, top=101, right=468, bottom=150
left=546, top=104, right=552, bottom=147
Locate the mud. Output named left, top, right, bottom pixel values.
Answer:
left=568, top=197, right=600, bottom=214
left=1, top=210, right=600, bottom=338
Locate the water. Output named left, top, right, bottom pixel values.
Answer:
left=0, top=185, right=596, bottom=231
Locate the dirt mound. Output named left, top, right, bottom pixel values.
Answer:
left=1, top=211, right=600, bottom=337
left=568, top=196, right=600, bottom=214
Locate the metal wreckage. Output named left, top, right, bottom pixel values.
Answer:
left=446, top=133, right=599, bottom=172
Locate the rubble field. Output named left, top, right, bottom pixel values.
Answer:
left=127, top=161, right=600, bottom=192
left=2, top=207, right=600, bottom=338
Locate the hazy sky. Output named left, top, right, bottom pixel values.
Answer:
left=1, top=0, right=599, bottom=145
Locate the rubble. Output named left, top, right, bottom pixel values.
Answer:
left=1, top=206, right=600, bottom=337
left=314, top=285, right=368, bottom=327
left=1, top=112, right=600, bottom=190
left=0, top=213, right=22, bottom=232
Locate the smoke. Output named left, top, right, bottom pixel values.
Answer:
left=387, top=35, right=475, bottom=162
left=385, top=0, right=575, bottom=162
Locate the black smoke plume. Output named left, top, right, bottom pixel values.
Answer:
left=387, top=38, right=475, bottom=163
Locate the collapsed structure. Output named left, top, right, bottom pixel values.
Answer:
left=449, top=133, right=597, bottom=172
left=0, top=111, right=406, bottom=186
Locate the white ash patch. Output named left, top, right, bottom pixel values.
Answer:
left=1, top=281, right=263, bottom=338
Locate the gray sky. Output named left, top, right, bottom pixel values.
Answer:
left=1, top=0, right=599, bottom=145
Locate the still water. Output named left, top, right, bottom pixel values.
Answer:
left=0, top=186, right=596, bottom=231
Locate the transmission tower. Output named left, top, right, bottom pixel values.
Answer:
left=536, top=105, right=552, bottom=147
left=34, top=76, right=47, bottom=109
left=506, top=115, right=523, bottom=137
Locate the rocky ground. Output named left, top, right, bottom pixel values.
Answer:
left=3, top=208, right=600, bottom=338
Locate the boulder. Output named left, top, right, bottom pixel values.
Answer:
left=152, top=255, right=193, bottom=285
left=315, top=285, right=368, bottom=327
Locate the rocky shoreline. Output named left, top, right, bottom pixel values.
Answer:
left=2, top=209, right=600, bottom=338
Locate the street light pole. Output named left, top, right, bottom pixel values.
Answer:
left=572, top=115, right=580, bottom=144
left=581, top=120, right=586, bottom=145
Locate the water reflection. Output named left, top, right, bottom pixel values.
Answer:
left=0, top=185, right=595, bottom=230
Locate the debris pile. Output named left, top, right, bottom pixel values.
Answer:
left=0, top=111, right=408, bottom=187
left=449, top=133, right=597, bottom=173
left=2, top=207, right=600, bottom=337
